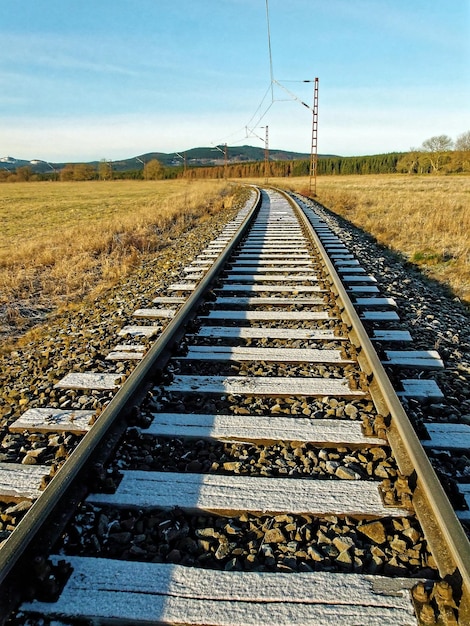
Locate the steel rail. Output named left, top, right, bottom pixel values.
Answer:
left=0, top=188, right=262, bottom=589
left=283, top=189, right=470, bottom=620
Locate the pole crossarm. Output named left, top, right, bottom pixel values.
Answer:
left=272, top=79, right=312, bottom=110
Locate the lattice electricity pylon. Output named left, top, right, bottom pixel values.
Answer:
left=212, top=144, right=228, bottom=179
left=264, top=125, right=269, bottom=184
left=309, top=77, right=319, bottom=197
left=245, top=125, right=269, bottom=183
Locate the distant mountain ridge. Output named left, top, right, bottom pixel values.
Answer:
left=1, top=145, right=317, bottom=173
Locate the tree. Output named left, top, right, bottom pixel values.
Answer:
left=72, top=164, right=96, bottom=181
left=449, top=131, right=470, bottom=172
left=60, top=164, right=96, bottom=181
left=143, top=159, right=165, bottom=180
left=98, top=159, right=113, bottom=180
left=455, top=130, right=470, bottom=152
left=396, top=150, right=421, bottom=174
left=60, top=164, right=75, bottom=181
left=16, top=166, right=33, bottom=181
left=420, top=135, right=453, bottom=172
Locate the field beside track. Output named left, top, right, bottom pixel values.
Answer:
left=0, top=179, right=240, bottom=343
left=261, top=174, right=470, bottom=305
left=2, top=173, right=468, bottom=348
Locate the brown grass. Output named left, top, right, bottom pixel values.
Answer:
left=246, top=174, right=470, bottom=304
left=0, top=179, right=239, bottom=336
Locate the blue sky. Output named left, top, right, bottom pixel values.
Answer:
left=1, top=0, right=469, bottom=161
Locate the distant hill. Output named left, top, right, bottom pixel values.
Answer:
left=1, top=156, right=34, bottom=169
left=1, top=145, right=319, bottom=173
left=102, top=145, right=314, bottom=171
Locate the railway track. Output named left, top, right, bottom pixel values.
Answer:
left=1, top=187, right=469, bottom=624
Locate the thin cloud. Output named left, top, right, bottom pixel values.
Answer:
left=1, top=33, right=147, bottom=77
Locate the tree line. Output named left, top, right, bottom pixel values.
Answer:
left=0, top=158, right=173, bottom=183
left=1, top=131, right=469, bottom=183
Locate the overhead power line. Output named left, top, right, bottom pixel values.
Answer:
left=265, top=0, right=275, bottom=102
left=212, top=0, right=319, bottom=194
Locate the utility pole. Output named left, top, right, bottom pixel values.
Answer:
left=273, top=77, right=319, bottom=195
left=136, top=157, right=145, bottom=179
left=309, top=77, right=319, bottom=197
left=213, top=144, right=228, bottom=179
left=246, top=125, right=269, bottom=183
left=264, top=125, right=269, bottom=184
left=175, top=152, right=187, bottom=177
left=45, top=161, right=58, bottom=180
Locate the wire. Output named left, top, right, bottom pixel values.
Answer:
left=212, top=2, right=314, bottom=149
left=212, top=0, right=276, bottom=147
left=211, top=83, right=273, bottom=146
left=273, top=79, right=312, bottom=111
left=245, top=83, right=273, bottom=129
left=265, top=0, right=274, bottom=102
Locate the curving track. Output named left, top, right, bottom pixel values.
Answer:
left=1, top=188, right=469, bottom=625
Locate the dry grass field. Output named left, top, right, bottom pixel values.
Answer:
left=0, top=179, right=238, bottom=340
left=264, top=174, right=470, bottom=305
left=2, top=174, right=468, bottom=347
